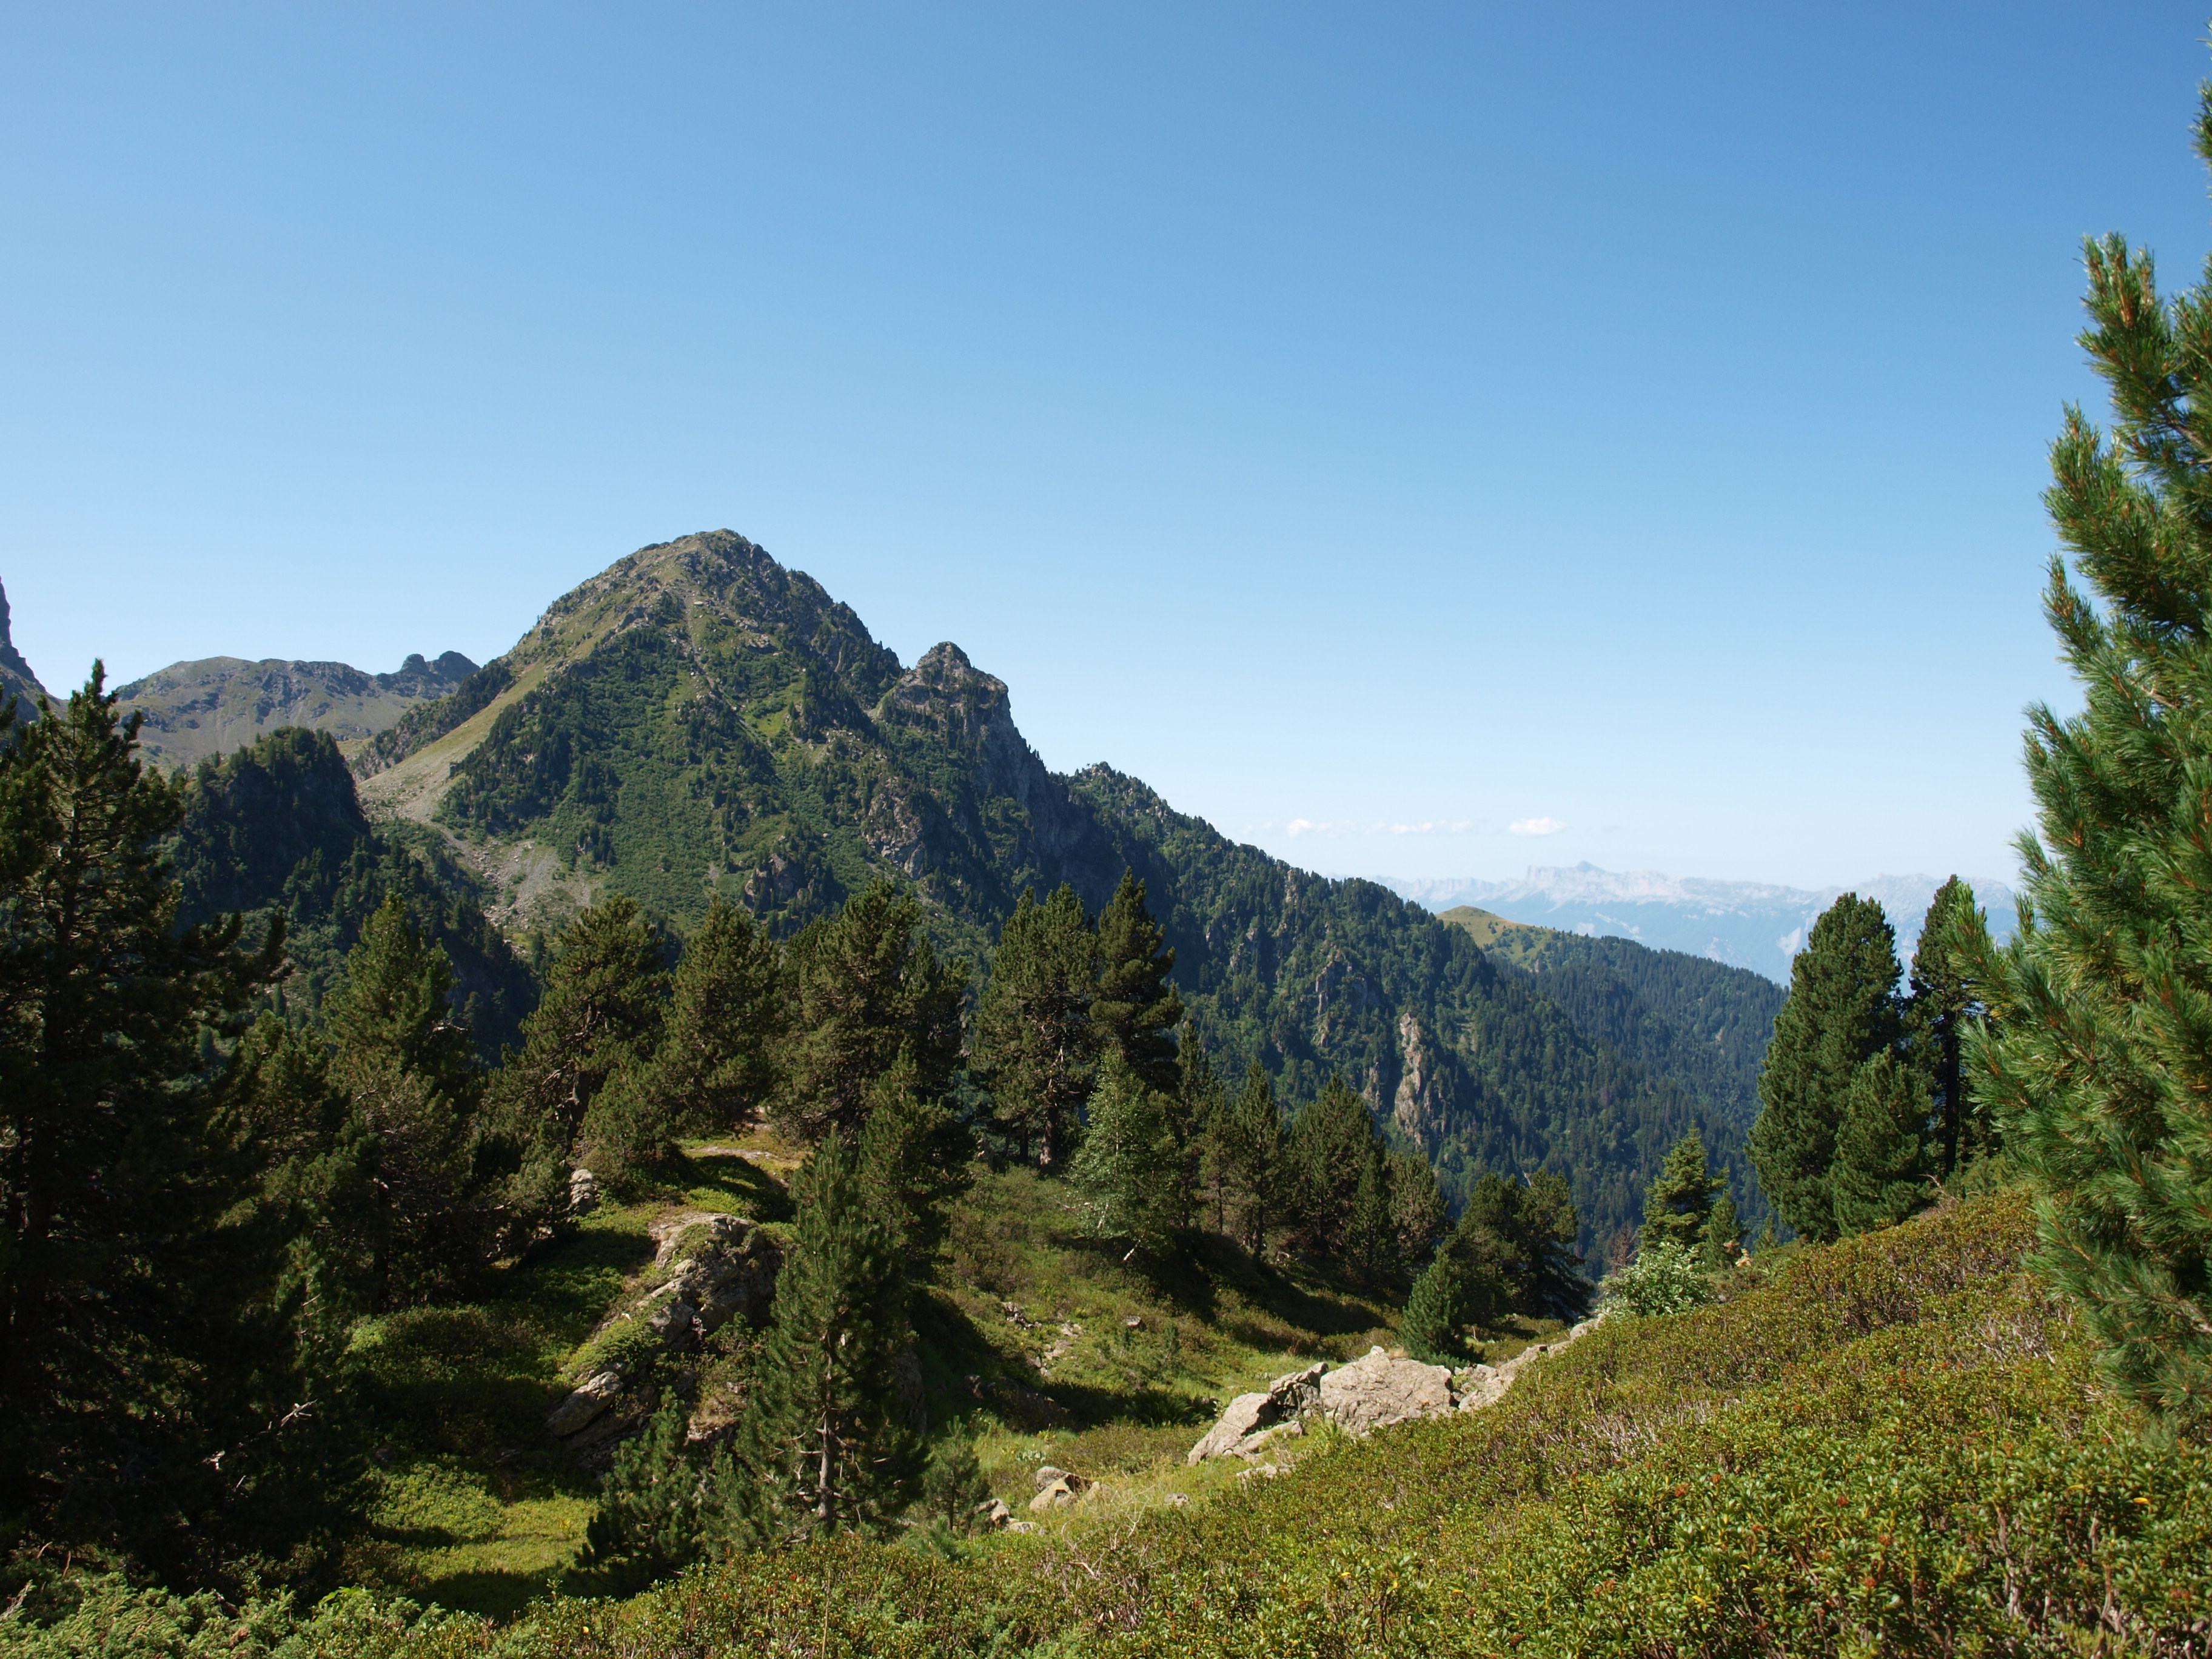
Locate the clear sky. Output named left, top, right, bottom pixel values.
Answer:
left=2, top=4, right=2205, bottom=889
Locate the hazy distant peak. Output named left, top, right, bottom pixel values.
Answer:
left=1379, top=863, right=2017, bottom=982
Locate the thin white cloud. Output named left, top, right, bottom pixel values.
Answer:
left=1276, top=817, right=1493, bottom=839
left=1510, top=816, right=1567, bottom=836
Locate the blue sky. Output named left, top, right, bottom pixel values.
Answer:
left=2, top=4, right=2204, bottom=888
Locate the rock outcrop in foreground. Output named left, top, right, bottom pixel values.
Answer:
left=1187, top=1319, right=1602, bottom=1463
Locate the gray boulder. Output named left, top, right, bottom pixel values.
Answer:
left=545, top=1367, right=625, bottom=1436
left=1318, top=1347, right=1455, bottom=1435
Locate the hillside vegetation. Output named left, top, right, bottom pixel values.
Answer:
left=17, top=1187, right=2202, bottom=1657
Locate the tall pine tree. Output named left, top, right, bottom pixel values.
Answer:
left=489, top=894, right=668, bottom=1160
left=716, top=1128, right=919, bottom=1544
left=1747, top=893, right=1903, bottom=1242
left=971, top=885, right=1096, bottom=1169
left=1090, top=870, right=1181, bottom=1094
left=1828, top=1049, right=1931, bottom=1236
left=0, top=671, right=303, bottom=1570
left=1907, top=876, right=1989, bottom=1177
left=1962, top=89, right=2212, bottom=1429
left=1067, top=1050, right=1190, bottom=1258
left=1637, top=1130, right=1723, bottom=1254
left=324, top=895, right=493, bottom=1305
left=649, top=896, right=782, bottom=1135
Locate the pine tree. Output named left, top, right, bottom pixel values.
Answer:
left=1701, top=1190, right=1742, bottom=1272
left=1090, top=870, right=1182, bottom=1094
left=490, top=894, right=669, bottom=1161
left=971, top=885, right=1096, bottom=1169
left=916, top=1426, right=991, bottom=1533
left=1067, top=1050, right=1190, bottom=1258
left=857, top=1047, right=971, bottom=1263
left=1345, top=1149, right=1398, bottom=1284
left=716, top=1129, right=919, bottom=1544
left=1212, top=1062, right=1284, bottom=1254
left=1399, top=1254, right=1470, bottom=1364
left=1637, top=1130, right=1723, bottom=1254
left=1907, top=877, right=1989, bottom=1177
left=776, top=883, right=965, bottom=1145
left=650, top=896, right=782, bottom=1134
left=1952, top=91, right=2212, bottom=1428
left=574, top=1399, right=713, bottom=1594
left=1285, top=1074, right=1382, bottom=1256
left=0, top=670, right=301, bottom=1566
left=323, top=896, right=490, bottom=1305
left=1747, top=894, right=1903, bottom=1243
left=1829, top=1050, right=1932, bottom=1236
left=1452, top=1170, right=1586, bottom=1319
left=1386, top=1146, right=1449, bottom=1269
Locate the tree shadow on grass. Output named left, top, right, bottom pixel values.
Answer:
left=679, top=1148, right=796, bottom=1223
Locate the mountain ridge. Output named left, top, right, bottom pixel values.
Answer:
left=115, top=649, right=480, bottom=769
left=332, top=528, right=1770, bottom=1249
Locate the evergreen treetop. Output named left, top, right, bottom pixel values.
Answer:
left=1748, top=893, right=1903, bottom=1243
left=971, top=883, right=1096, bottom=1170
left=777, top=883, right=965, bottom=1144
left=718, top=1128, right=919, bottom=1544
left=1091, top=870, right=1182, bottom=1094
left=1637, top=1130, right=1723, bottom=1255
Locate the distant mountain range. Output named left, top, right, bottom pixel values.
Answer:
left=1377, top=864, right=2019, bottom=982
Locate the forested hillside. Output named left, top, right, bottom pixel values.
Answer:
left=175, top=726, right=538, bottom=1053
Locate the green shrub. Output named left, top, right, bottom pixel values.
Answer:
left=1597, top=1239, right=1712, bottom=1318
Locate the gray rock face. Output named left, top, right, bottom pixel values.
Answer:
left=1319, top=1347, right=1455, bottom=1435
left=642, top=1214, right=782, bottom=1344
left=569, top=1168, right=602, bottom=1216
left=1186, top=1362, right=1326, bottom=1463
left=546, top=1368, right=625, bottom=1436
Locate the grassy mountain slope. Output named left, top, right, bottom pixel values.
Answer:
left=343, top=531, right=1767, bottom=1251
left=56, top=1185, right=2205, bottom=1656
left=116, top=649, right=479, bottom=769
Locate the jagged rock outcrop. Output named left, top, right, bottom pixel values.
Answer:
left=545, top=1212, right=783, bottom=1461
left=1185, top=1362, right=1326, bottom=1463
left=0, top=580, right=47, bottom=717
left=638, top=1213, right=782, bottom=1346
left=1456, top=1315, right=1604, bottom=1411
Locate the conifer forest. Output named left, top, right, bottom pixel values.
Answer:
left=8, top=33, right=2212, bottom=1659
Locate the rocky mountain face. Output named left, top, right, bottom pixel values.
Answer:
left=115, top=649, right=479, bottom=769
left=0, top=581, right=48, bottom=716
left=355, top=530, right=1765, bottom=1249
